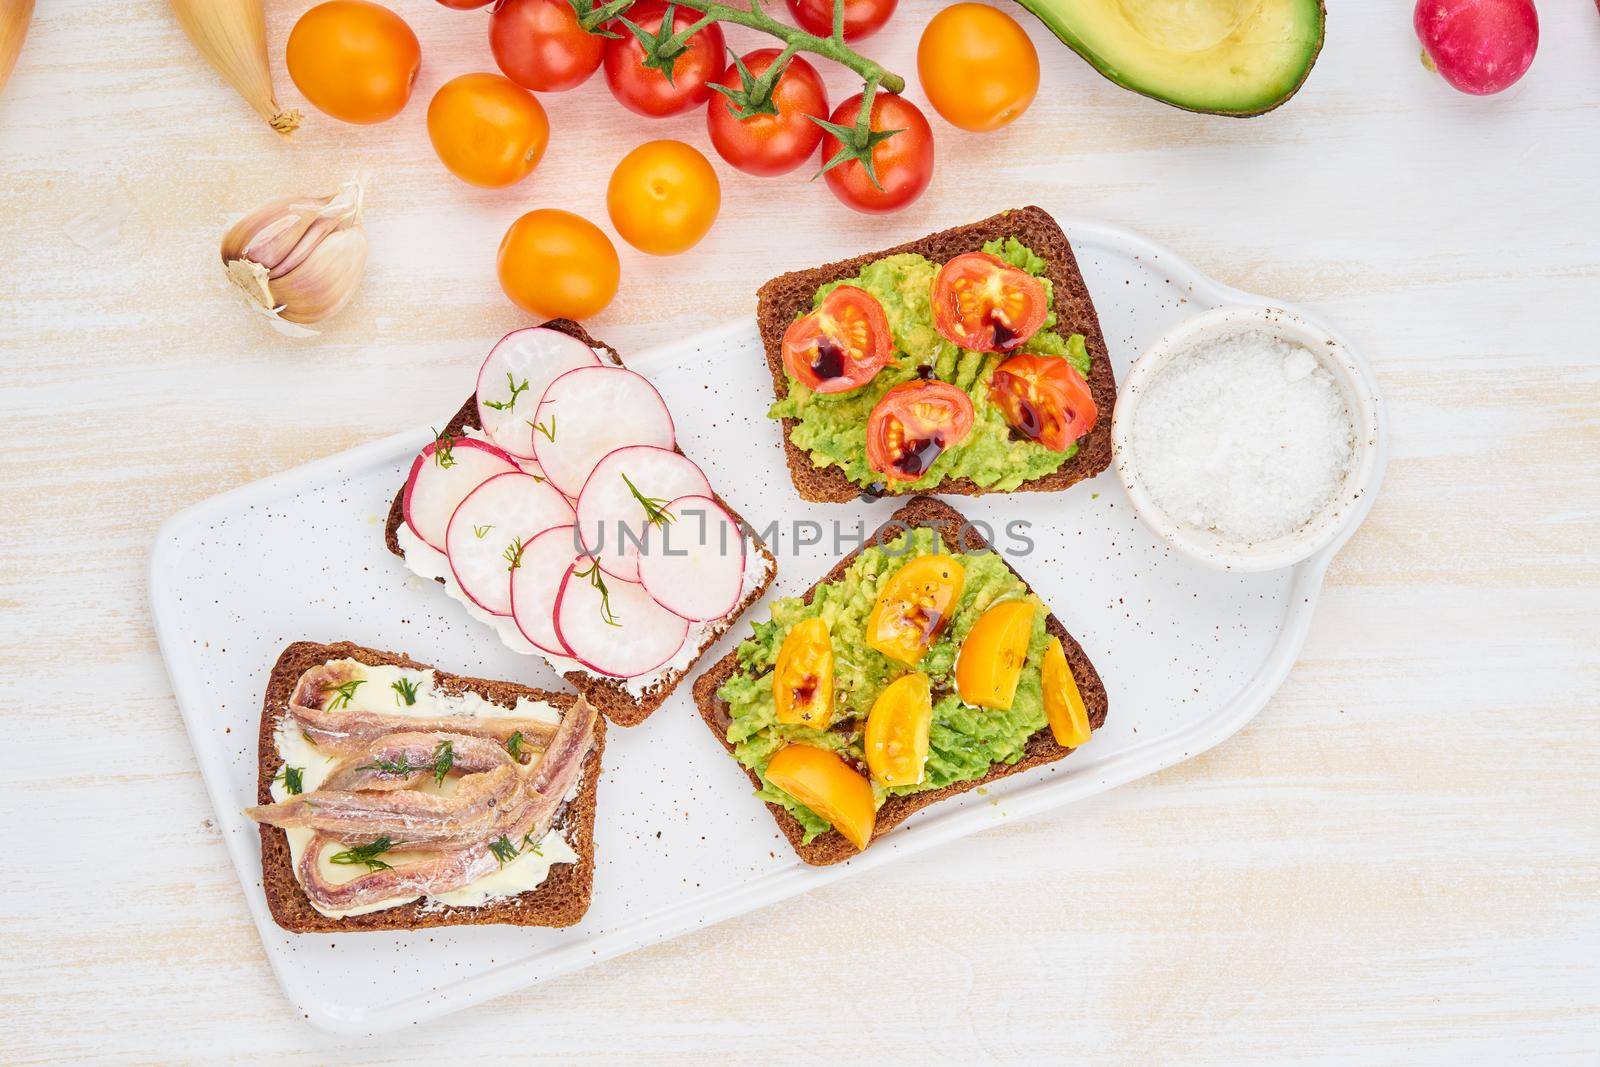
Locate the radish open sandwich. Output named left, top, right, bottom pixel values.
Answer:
left=386, top=320, right=777, bottom=727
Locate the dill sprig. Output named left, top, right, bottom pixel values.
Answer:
left=431, top=428, right=457, bottom=469
left=329, top=837, right=394, bottom=872
left=391, top=677, right=419, bottom=706
left=489, top=835, right=519, bottom=865
left=504, top=536, right=526, bottom=571
left=274, top=766, right=305, bottom=796
left=506, top=731, right=524, bottom=761
left=473, top=524, right=493, bottom=539
left=482, top=373, right=530, bottom=412
left=357, top=739, right=454, bottom=785
left=575, top=559, right=620, bottom=627
left=621, top=471, right=674, bottom=528
left=528, top=414, right=556, bottom=443
left=320, top=679, right=365, bottom=710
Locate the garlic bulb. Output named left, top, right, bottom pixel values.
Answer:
left=221, top=180, right=367, bottom=336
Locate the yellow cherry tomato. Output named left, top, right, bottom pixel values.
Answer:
left=773, top=617, right=835, bottom=727
left=287, top=1, right=421, bottom=125
left=427, top=73, right=549, bottom=188
left=497, top=209, right=619, bottom=320
left=764, top=744, right=876, bottom=851
left=606, top=140, right=721, bottom=256
left=916, top=3, right=1039, bottom=133
left=955, top=599, right=1037, bottom=710
left=1043, top=636, right=1092, bottom=748
left=866, top=554, right=965, bottom=666
left=864, top=673, right=933, bottom=787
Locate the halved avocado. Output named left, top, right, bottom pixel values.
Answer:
left=1011, top=0, right=1326, bottom=116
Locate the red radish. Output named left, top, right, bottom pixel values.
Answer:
left=445, top=473, right=574, bottom=616
left=532, top=366, right=675, bottom=497
left=402, top=437, right=519, bottom=551
left=510, top=524, right=587, bottom=654
left=554, top=557, right=689, bottom=677
left=476, top=327, right=601, bottom=460
left=1414, top=0, right=1537, bottom=95
left=636, top=495, right=746, bottom=622
left=575, top=446, right=712, bottom=582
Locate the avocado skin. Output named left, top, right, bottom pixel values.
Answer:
left=1011, top=0, right=1327, bottom=117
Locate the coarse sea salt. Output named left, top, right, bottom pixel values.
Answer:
left=1131, top=330, right=1355, bottom=543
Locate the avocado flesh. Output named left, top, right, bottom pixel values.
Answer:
left=1011, top=0, right=1326, bottom=115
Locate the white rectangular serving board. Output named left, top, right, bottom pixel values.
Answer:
left=149, top=219, right=1384, bottom=1034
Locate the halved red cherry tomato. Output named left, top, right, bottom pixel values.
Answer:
left=988, top=353, right=1097, bottom=450
left=865, top=381, right=975, bottom=483
left=602, top=0, right=725, bottom=118
left=932, top=252, right=1048, bottom=353
left=780, top=285, right=892, bottom=395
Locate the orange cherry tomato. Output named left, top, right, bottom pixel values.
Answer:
left=865, top=381, right=975, bottom=483
left=989, top=353, right=1098, bottom=451
left=606, top=140, right=721, bottom=256
left=286, top=1, right=420, bottom=125
left=932, top=252, right=1048, bottom=353
left=864, top=672, right=932, bottom=787
left=773, top=617, right=834, bottom=728
left=496, top=209, right=619, bottom=320
left=917, top=3, right=1039, bottom=132
left=955, top=600, right=1036, bottom=710
left=780, top=285, right=893, bottom=395
left=427, top=73, right=549, bottom=188
left=866, top=554, right=965, bottom=666
left=1043, top=636, right=1091, bottom=748
left=764, top=744, right=877, bottom=850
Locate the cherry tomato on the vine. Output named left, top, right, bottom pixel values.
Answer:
left=427, top=73, right=549, bottom=188
left=603, top=0, right=726, bottom=118
left=818, top=92, right=934, bottom=214
left=607, top=140, right=721, bottom=255
left=918, top=3, right=1039, bottom=132
left=497, top=209, right=619, bottom=320
left=785, top=0, right=898, bottom=41
left=490, top=0, right=605, bottom=93
left=706, top=49, right=829, bottom=177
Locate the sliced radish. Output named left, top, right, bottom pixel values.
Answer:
left=636, top=495, right=747, bottom=622
left=575, top=446, right=711, bottom=583
left=446, top=473, right=574, bottom=616
left=476, top=328, right=601, bottom=460
left=510, top=524, right=586, bottom=655
left=555, top=558, right=689, bottom=678
left=402, top=437, right=519, bottom=552
left=533, top=366, right=675, bottom=497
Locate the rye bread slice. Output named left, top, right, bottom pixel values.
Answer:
left=691, top=496, right=1109, bottom=866
left=383, top=318, right=777, bottom=728
left=255, top=640, right=606, bottom=933
left=756, top=206, right=1117, bottom=503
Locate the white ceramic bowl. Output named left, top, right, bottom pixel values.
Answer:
left=1111, top=306, right=1383, bottom=572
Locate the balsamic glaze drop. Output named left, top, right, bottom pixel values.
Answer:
left=811, top=338, right=846, bottom=382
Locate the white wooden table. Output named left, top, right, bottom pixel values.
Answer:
left=2, top=1, right=1596, bottom=1061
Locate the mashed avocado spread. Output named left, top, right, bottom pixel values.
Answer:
left=717, top=528, right=1050, bottom=841
left=769, top=237, right=1091, bottom=493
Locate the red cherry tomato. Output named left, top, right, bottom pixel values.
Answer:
left=490, top=0, right=605, bottom=93
left=706, top=49, right=829, bottom=177
left=988, top=353, right=1097, bottom=450
left=931, top=252, right=1048, bottom=353
left=785, top=0, right=898, bottom=41
left=781, top=285, right=893, bottom=394
left=818, top=92, right=934, bottom=215
left=866, top=381, right=975, bottom=482
left=603, top=0, right=726, bottom=118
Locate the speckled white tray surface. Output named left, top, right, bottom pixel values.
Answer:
left=149, top=219, right=1386, bottom=1035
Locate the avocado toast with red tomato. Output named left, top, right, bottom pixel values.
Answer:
left=757, top=206, right=1117, bottom=502
left=691, top=496, right=1109, bottom=865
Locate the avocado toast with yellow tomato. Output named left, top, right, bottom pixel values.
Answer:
left=757, top=207, right=1117, bottom=502
left=692, top=497, right=1108, bottom=864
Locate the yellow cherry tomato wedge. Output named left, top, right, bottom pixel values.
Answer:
left=764, top=744, right=876, bottom=850
left=773, top=616, right=834, bottom=728
left=864, top=672, right=932, bottom=787
left=1043, top=636, right=1092, bottom=748
left=607, top=139, right=720, bottom=256
left=866, top=554, right=965, bottom=666
left=496, top=208, right=619, bottom=320
left=955, top=599, right=1036, bottom=710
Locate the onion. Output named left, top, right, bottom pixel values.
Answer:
left=170, top=0, right=301, bottom=135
